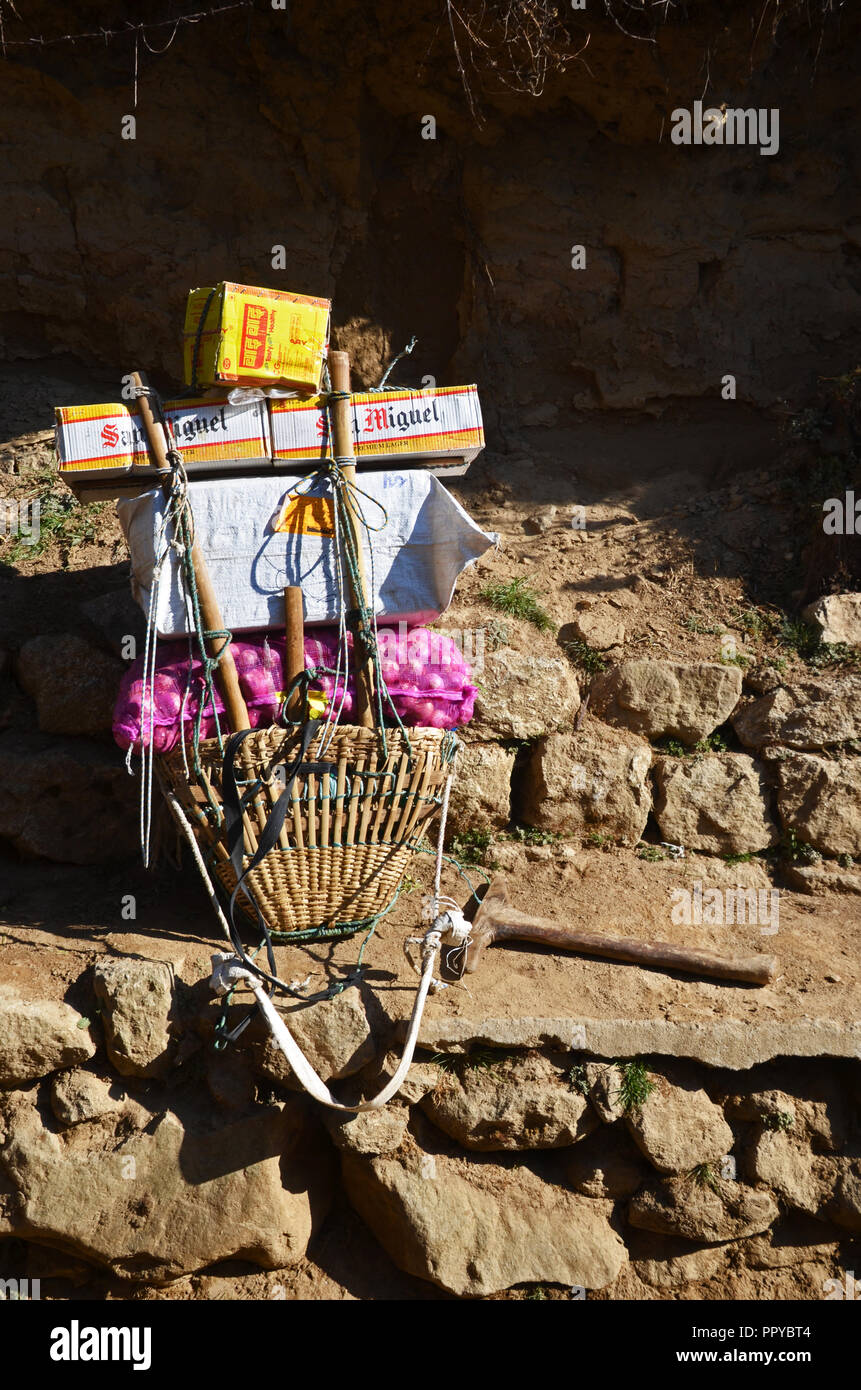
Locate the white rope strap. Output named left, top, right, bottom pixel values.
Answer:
left=210, top=942, right=441, bottom=1111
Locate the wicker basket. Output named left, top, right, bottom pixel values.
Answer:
left=162, top=723, right=454, bottom=936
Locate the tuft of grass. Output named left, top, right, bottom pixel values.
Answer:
left=430, top=1047, right=500, bottom=1075
left=429, top=1052, right=459, bottom=1072
left=525, top=1285, right=547, bottom=1301
left=480, top=577, right=554, bottom=633
left=463, top=1048, right=500, bottom=1072
left=563, top=638, right=608, bottom=674
left=615, top=1060, right=655, bottom=1113
left=723, top=851, right=754, bottom=865
left=779, top=617, right=821, bottom=662
left=689, top=1162, right=720, bottom=1191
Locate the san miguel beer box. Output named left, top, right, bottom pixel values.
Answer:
left=269, top=384, right=485, bottom=472
left=55, top=396, right=271, bottom=483
left=183, top=282, right=330, bottom=394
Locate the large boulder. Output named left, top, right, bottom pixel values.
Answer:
left=445, top=739, right=515, bottom=833
left=590, top=660, right=742, bottom=745
left=830, top=1158, right=861, bottom=1233
left=473, top=648, right=579, bottom=739
left=770, top=752, right=861, bottom=858
left=522, top=721, right=652, bottom=845
left=802, top=593, right=861, bottom=646
left=631, top=1233, right=732, bottom=1289
left=0, top=1090, right=325, bottom=1283
left=564, top=604, right=626, bottom=651
left=653, top=752, right=778, bottom=854
left=342, top=1138, right=627, bottom=1296
left=50, top=1069, right=126, bottom=1126
left=723, top=1079, right=848, bottom=1151
left=0, top=731, right=139, bottom=863
left=93, top=958, right=176, bottom=1080
left=15, top=633, right=124, bottom=736
left=732, top=675, right=861, bottom=751
left=629, top=1176, right=779, bottom=1244
left=625, top=1074, right=734, bottom=1175
left=746, top=1130, right=838, bottom=1216
left=419, top=1051, right=598, bottom=1151
left=0, top=987, right=95, bottom=1087
left=251, top=986, right=381, bottom=1085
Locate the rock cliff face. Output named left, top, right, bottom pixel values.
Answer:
left=1, top=0, right=859, bottom=488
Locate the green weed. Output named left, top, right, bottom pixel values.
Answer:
left=450, top=828, right=495, bottom=867
left=568, top=1064, right=590, bottom=1097
left=689, top=1163, right=720, bottom=1191
left=503, top=826, right=561, bottom=847
left=615, top=1060, right=655, bottom=1113
left=764, top=1111, right=794, bottom=1133
left=563, top=638, right=608, bottom=674
left=480, top=577, right=554, bottom=633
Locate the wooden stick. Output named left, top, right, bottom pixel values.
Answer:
left=327, top=350, right=374, bottom=728
left=465, top=878, right=778, bottom=987
left=283, top=585, right=305, bottom=720
left=132, top=371, right=250, bottom=735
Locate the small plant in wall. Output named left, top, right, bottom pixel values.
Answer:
left=763, top=1111, right=794, bottom=1133
left=689, top=1163, right=720, bottom=1191
left=615, top=1060, right=655, bottom=1112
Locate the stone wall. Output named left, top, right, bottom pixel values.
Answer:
left=451, top=652, right=861, bottom=887
left=1, top=963, right=858, bottom=1297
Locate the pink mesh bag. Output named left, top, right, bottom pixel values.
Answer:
left=113, top=627, right=476, bottom=753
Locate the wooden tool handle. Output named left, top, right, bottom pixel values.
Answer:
left=131, top=371, right=250, bottom=734
left=467, top=907, right=778, bottom=986
left=284, top=585, right=305, bottom=720
left=328, top=350, right=374, bottom=728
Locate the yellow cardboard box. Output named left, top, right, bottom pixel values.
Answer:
left=269, top=384, right=484, bottom=467
left=55, top=396, right=272, bottom=480
left=183, top=282, right=330, bottom=393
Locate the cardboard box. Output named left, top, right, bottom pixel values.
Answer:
left=55, top=396, right=272, bottom=483
left=268, top=384, right=484, bottom=468
left=183, top=282, right=330, bottom=393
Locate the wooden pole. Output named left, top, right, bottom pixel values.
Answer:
left=131, top=371, right=251, bottom=734
left=327, top=350, right=374, bottom=728
left=464, top=879, right=778, bottom=987
left=283, top=586, right=305, bottom=720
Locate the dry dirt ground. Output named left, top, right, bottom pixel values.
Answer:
left=0, top=361, right=859, bottom=1300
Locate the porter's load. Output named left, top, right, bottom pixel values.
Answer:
left=117, top=471, right=496, bottom=638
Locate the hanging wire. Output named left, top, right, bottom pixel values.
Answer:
left=0, top=2, right=252, bottom=52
